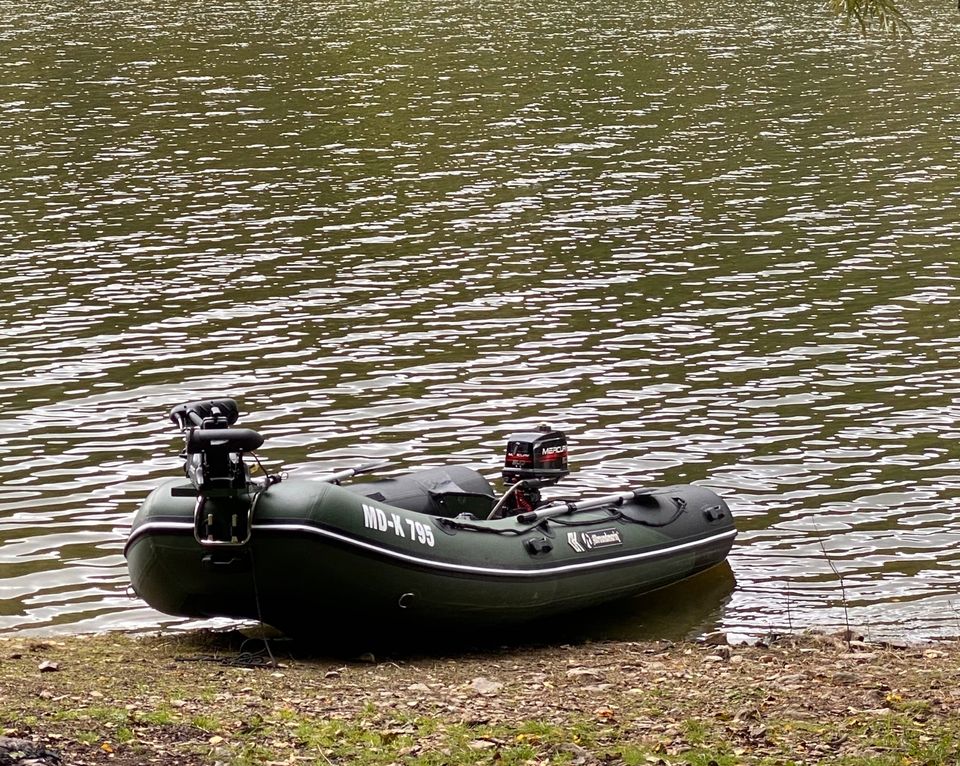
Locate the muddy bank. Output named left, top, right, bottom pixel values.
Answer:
left=1, top=630, right=957, bottom=765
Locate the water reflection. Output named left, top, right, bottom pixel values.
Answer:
left=1, top=0, right=959, bottom=640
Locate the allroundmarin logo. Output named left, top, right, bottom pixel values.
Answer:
left=568, top=528, right=623, bottom=552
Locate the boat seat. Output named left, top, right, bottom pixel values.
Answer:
left=428, top=491, right=496, bottom=519
left=343, top=466, right=496, bottom=518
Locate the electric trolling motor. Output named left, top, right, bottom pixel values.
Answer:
left=170, top=399, right=263, bottom=493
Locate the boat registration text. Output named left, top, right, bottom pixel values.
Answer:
left=361, top=504, right=436, bottom=547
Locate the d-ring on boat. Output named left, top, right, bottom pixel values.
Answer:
left=125, top=399, right=737, bottom=638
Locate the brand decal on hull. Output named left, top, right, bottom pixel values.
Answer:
left=568, top=528, right=622, bottom=552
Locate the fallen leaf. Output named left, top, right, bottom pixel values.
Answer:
left=468, top=738, right=498, bottom=750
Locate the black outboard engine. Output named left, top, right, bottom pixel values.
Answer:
left=497, top=426, right=569, bottom=516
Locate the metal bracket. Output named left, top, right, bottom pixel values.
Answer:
left=193, top=495, right=252, bottom=547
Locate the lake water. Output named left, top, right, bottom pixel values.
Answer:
left=2, top=0, right=959, bottom=642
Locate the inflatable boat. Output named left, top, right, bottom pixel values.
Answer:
left=125, top=399, right=737, bottom=638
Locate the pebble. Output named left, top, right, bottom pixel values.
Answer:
left=469, top=677, right=504, bottom=695
left=701, top=631, right=728, bottom=646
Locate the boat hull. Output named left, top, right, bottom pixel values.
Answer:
left=125, top=472, right=736, bottom=638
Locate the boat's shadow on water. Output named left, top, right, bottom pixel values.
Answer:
left=466, top=563, right=736, bottom=652
left=525, top=563, right=737, bottom=645
left=196, top=564, right=737, bottom=662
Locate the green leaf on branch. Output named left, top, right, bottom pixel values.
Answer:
left=829, top=0, right=912, bottom=35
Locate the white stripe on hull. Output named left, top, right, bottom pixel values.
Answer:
left=127, top=521, right=736, bottom=578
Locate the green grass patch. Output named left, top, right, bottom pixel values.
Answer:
left=190, top=713, right=220, bottom=732
left=136, top=707, right=178, bottom=726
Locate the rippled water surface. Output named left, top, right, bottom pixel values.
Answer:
left=2, top=0, right=959, bottom=641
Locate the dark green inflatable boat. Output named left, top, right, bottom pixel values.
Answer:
left=125, top=399, right=736, bottom=638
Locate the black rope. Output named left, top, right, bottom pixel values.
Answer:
left=437, top=518, right=529, bottom=535
left=175, top=649, right=276, bottom=668
left=547, top=508, right=623, bottom=527
left=614, top=497, right=687, bottom=528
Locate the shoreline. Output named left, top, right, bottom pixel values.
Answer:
left=1, top=629, right=958, bottom=765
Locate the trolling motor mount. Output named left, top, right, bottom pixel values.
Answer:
left=170, top=398, right=265, bottom=546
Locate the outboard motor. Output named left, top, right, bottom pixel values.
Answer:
left=495, top=426, right=569, bottom=517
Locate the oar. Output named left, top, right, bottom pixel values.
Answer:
left=313, top=460, right=391, bottom=484
left=514, top=489, right=650, bottom=525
